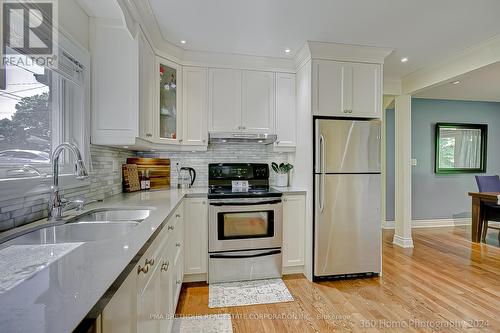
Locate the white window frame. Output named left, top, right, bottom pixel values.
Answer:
left=0, top=30, right=91, bottom=201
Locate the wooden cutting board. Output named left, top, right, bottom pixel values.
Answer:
left=126, top=157, right=171, bottom=189
left=122, top=164, right=141, bottom=192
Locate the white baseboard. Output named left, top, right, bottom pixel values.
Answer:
left=183, top=273, right=207, bottom=283
left=392, top=234, right=414, bottom=248
left=382, top=218, right=471, bottom=230
left=283, top=265, right=304, bottom=275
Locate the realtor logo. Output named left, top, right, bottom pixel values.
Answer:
left=2, top=0, right=58, bottom=67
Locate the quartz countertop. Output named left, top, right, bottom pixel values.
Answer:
left=0, top=186, right=306, bottom=333
left=0, top=188, right=206, bottom=333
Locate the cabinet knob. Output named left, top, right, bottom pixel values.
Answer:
left=179, top=139, right=183, bottom=143
left=175, top=213, right=181, bottom=218
left=176, top=280, right=182, bottom=285
left=168, top=225, right=175, bottom=230
left=161, top=261, right=170, bottom=272
left=202, top=139, right=206, bottom=143
left=176, top=242, right=181, bottom=247
left=242, top=126, right=246, bottom=130
left=145, top=258, right=155, bottom=266
left=137, top=264, right=149, bottom=275
left=146, top=133, right=152, bottom=137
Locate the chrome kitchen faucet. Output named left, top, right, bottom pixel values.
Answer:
left=48, top=142, right=89, bottom=220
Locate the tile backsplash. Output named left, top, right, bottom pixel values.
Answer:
left=0, top=143, right=292, bottom=232
left=0, top=145, right=133, bottom=232
left=139, top=144, right=292, bottom=188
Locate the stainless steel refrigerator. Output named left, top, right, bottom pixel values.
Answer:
left=314, top=118, right=381, bottom=279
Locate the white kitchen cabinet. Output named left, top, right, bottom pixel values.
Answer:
left=351, top=62, right=381, bottom=118
left=182, top=67, right=208, bottom=146
left=241, top=70, right=275, bottom=133
left=209, top=68, right=242, bottom=132
left=209, top=68, right=277, bottom=134
left=137, top=263, right=161, bottom=333
left=138, top=29, right=155, bottom=140
left=283, top=194, right=306, bottom=268
left=90, top=18, right=139, bottom=145
left=183, top=198, right=208, bottom=276
left=102, top=203, right=184, bottom=333
left=312, top=60, right=345, bottom=118
left=101, top=271, right=137, bottom=333
left=274, top=73, right=296, bottom=149
left=312, top=60, right=381, bottom=118
left=155, top=57, right=183, bottom=144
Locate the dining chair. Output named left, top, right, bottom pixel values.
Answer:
left=475, top=175, right=500, bottom=241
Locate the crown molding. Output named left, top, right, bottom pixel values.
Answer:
left=402, top=34, right=500, bottom=94
left=117, top=1, right=393, bottom=73
left=306, top=41, right=393, bottom=64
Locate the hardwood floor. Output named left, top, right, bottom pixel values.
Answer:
left=176, top=227, right=500, bottom=332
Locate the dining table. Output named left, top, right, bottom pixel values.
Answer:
left=468, top=191, right=500, bottom=242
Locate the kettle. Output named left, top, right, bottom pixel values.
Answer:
left=178, top=167, right=196, bottom=189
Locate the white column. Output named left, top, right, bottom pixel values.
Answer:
left=393, top=95, right=413, bottom=248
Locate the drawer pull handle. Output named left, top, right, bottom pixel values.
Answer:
left=176, top=242, right=181, bottom=247
left=161, top=261, right=170, bottom=272
left=145, top=258, right=155, bottom=266
left=137, top=264, right=149, bottom=275
left=168, top=225, right=175, bottom=231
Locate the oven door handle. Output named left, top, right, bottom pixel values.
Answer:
left=209, top=200, right=281, bottom=206
left=209, top=249, right=281, bottom=259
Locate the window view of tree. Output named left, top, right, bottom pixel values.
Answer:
left=0, top=61, right=52, bottom=165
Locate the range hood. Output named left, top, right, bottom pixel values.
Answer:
left=209, top=132, right=277, bottom=145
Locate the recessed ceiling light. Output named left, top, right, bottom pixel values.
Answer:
left=451, top=80, right=461, bottom=85
left=180, top=40, right=186, bottom=44
left=401, top=57, right=408, bottom=63
left=284, top=48, right=291, bottom=54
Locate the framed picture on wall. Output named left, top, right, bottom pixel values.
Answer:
left=435, top=123, right=487, bottom=174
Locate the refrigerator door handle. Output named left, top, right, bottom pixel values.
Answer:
left=319, top=134, right=325, bottom=212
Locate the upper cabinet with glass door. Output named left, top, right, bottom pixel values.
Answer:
left=157, top=58, right=182, bottom=143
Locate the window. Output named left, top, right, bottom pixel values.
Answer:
left=0, top=37, right=89, bottom=184
left=0, top=51, right=53, bottom=171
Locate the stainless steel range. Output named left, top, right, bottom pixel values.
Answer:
left=208, top=163, right=283, bottom=284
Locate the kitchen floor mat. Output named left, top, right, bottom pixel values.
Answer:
left=208, top=278, right=294, bottom=308
left=172, top=314, right=233, bottom=333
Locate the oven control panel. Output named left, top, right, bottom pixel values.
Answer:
left=209, top=163, right=269, bottom=180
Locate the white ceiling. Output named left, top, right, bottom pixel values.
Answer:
left=148, top=0, right=500, bottom=80
left=415, top=61, right=500, bottom=102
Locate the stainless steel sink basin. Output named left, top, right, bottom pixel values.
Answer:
left=70, top=208, right=151, bottom=223
left=1, top=222, right=138, bottom=247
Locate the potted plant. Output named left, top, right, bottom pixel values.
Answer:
left=271, top=162, right=293, bottom=187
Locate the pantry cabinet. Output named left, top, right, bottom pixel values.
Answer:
left=282, top=194, right=306, bottom=268
left=274, top=73, right=296, bottom=148
left=101, top=203, right=184, bottom=333
left=209, top=68, right=275, bottom=134
left=312, top=60, right=381, bottom=118
left=183, top=197, right=208, bottom=276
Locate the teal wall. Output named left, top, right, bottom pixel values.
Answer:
left=386, top=98, right=500, bottom=221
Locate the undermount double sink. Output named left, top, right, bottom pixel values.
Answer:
left=0, top=208, right=151, bottom=247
